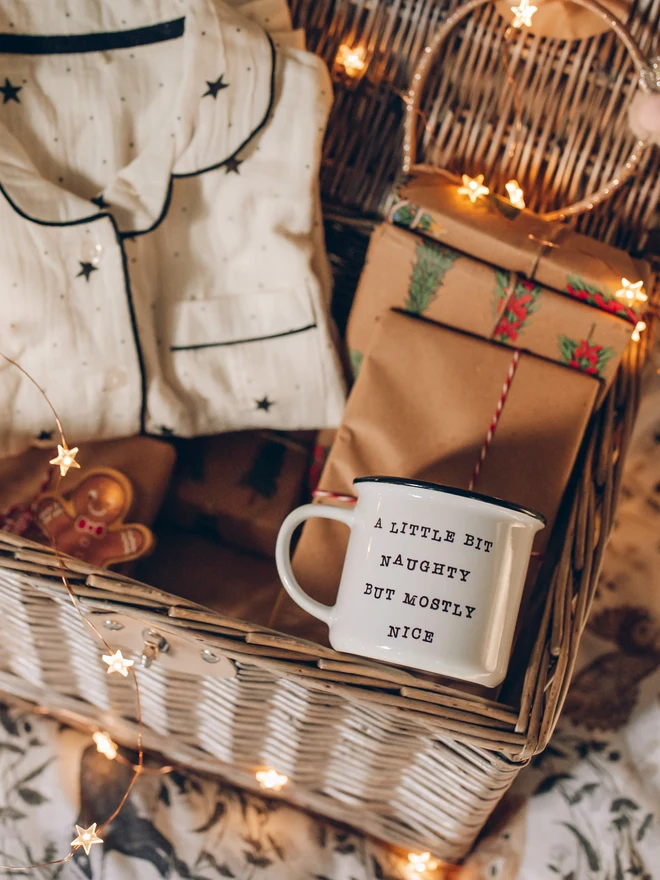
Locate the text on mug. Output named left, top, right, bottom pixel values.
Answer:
left=364, top=583, right=476, bottom=619
left=379, top=554, right=471, bottom=582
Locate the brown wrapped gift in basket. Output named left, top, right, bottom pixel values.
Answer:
left=1, top=0, right=659, bottom=865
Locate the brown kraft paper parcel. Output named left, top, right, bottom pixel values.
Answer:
left=0, top=436, right=176, bottom=536
left=270, top=309, right=599, bottom=646
left=162, top=430, right=310, bottom=557
left=345, top=168, right=649, bottom=386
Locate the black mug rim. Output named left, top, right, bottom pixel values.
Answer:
left=353, top=476, right=546, bottom=525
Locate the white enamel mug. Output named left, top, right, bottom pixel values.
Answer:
left=276, top=476, right=545, bottom=686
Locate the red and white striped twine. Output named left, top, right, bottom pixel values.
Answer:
left=312, top=489, right=357, bottom=504
left=468, top=349, right=521, bottom=492
left=314, top=349, right=521, bottom=503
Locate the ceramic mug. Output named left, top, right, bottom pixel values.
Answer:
left=276, top=476, right=545, bottom=686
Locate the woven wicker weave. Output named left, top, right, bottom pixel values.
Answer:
left=0, top=0, right=658, bottom=863
left=295, top=0, right=660, bottom=253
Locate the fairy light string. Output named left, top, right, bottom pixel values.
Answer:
left=401, top=0, right=656, bottom=222
left=0, top=352, right=145, bottom=872
left=0, top=353, right=300, bottom=869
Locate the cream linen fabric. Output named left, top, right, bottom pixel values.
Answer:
left=0, top=0, right=345, bottom=457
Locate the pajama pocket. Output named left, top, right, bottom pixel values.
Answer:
left=168, top=287, right=317, bottom=353
left=164, top=287, right=341, bottom=433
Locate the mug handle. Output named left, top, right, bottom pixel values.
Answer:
left=275, top=504, right=355, bottom=626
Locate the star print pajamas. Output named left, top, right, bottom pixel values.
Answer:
left=0, top=0, right=346, bottom=457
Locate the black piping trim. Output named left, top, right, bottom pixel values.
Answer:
left=0, top=181, right=148, bottom=433
left=170, top=323, right=317, bottom=352
left=0, top=27, right=277, bottom=432
left=118, top=176, right=173, bottom=242
left=0, top=32, right=277, bottom=240
left=0, top=180, right=106, bottom=228
left=124, top=31, right=278, bottom=240
left=0, top=18, right=185, bottom=54
left=115, top=228, right=148, bottom=433
left=172, top=31, right=276, bottom=180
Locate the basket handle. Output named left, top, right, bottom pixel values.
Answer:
left=402, top=0, right=655, bottom=220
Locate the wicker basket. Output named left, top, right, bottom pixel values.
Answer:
left=0, top=0, right=658, bottom=864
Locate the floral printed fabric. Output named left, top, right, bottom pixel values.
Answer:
left=0, top=702, right=412, bottom=879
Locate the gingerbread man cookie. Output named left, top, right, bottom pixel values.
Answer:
left=35, top=468, right=153, bottom=568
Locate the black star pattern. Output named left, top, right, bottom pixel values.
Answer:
left=90, top=194, right=110, bottom=210
left=77, top=261, right=98, bottom=281
left=202, top=74, right=229, bottom=99
left=0, top=78, right=21, bottom=104
left=159, top=426, right=175, bottom=436
left=37, top=430, right=54, bottom=441
left=224, top=157, right=243, bottom=175
left=256, top=396, right=274, bottom=412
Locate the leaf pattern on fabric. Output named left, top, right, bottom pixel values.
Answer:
left=0, top=704, right=415, bottom=879
left=405, top=241, right=459, bottom=314
left=561, top=822, right=601, bottom=871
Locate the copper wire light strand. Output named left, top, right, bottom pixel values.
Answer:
left=0, top=352, right=66, bottom=443
left=0, top=352, right=145, bottom=872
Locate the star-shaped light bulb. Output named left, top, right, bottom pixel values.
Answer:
left=336, top=44, right=367, bottom=78
left=49, top=444, right=81, bottom=477
left=407, top=851, right=439, bottom=874
left=511, top=0, right=538, bottom=27
left=457, top=173, right=490, bottom=204
left=505, top=179, right=526, bottom=209
left=255, top=768, right=288, bottom=791
left=102, top=649, right=135, bottom=677
left=631, top=320, right=646, bottom=342
left=71, top=823, right=103, bottom=856
left=615, top=277, right=647, bottom=306
left=93, top=731, right=118, bottom=760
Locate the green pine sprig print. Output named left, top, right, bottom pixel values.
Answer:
left=558, top=334, right=615, bottom=377
left=405, top=241, right=459, bottom=314
left=390, top=199, right=438, bottom=235
left=494, top=269, right=512, bottom=319
left=349, top=349, right=364, bottom=378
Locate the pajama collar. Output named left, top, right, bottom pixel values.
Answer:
left=0, top=0, right=275, bottom=232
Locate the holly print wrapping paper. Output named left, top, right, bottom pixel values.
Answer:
left=492, top=272, right=543, bottom=344
left=389, top=167, right=651, bottom=327
left=347, top=223, right=636, bottom=385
